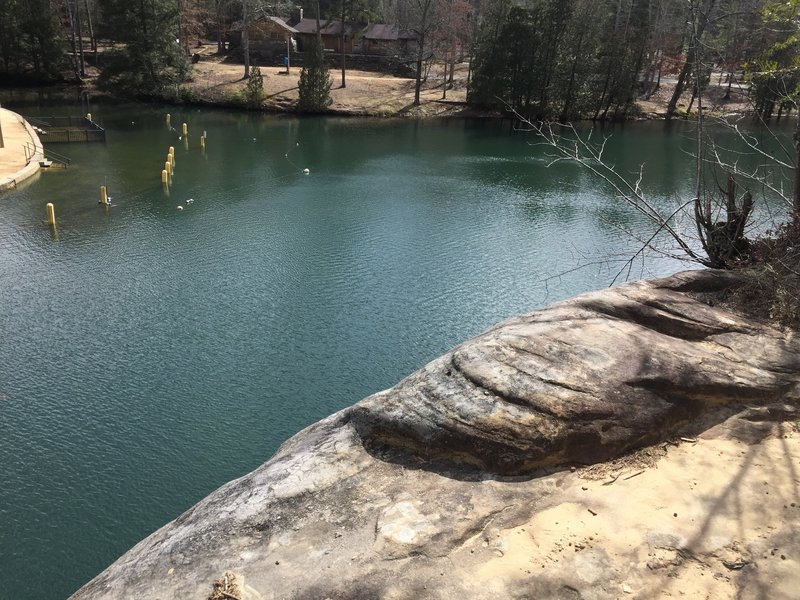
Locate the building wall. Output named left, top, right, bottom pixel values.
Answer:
left=297, top=33, right=354, bottom=53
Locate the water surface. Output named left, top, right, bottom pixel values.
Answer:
left=0, top=105, right=792, bottom=598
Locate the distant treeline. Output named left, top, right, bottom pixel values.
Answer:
left=0, top=0, right=797, bottom=119
left=468, top=0, right=799, bottom=120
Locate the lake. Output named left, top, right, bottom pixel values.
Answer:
left=0, top=101, right=793, bottom=599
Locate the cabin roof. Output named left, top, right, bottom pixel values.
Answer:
left=293, top=18, right=351, bottom=36
left=265, top=16, right=298, bottom=34
left=233, top=15, right=298, bottom=33
left=363, top=24, right=417, bottom=41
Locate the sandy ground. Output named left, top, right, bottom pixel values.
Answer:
left=187, top=46, right=472, bottom=117
left=637, top=75, right=752, bottom=119
left=186, top=46, right=753, bottom=119
left=465, top=419, right=800, bottom=599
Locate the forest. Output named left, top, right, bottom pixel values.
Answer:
left=0, top=0, right=797, bottom=121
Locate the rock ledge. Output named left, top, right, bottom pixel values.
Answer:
left=72, top=270, right=800, bottom=600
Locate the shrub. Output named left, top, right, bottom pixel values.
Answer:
left=245, top=66, right=264, bottom=108
left=297, top=39, right=332, bottom=113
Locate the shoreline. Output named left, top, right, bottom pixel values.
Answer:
left=0, top=51, right=755, bottom=122
left=0, top=81, right=756, bottom=122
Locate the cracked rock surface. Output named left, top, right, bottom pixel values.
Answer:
left=71, top=270, right=800, bottom=599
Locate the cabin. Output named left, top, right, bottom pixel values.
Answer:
left=361, top=24, right=417, bottom=57
left=292, top=18, right=356, bottom=53
left=290, top=19, right=418, bottom=57
left=230, top=7, right=419, bottom=72
left=230, top=16, right=298, bottom=61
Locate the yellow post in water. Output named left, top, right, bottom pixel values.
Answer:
left=165, top=160, right=172, bottom=175
left=46, top=203, right=56, bottom=226
left=166, top=113, right=171, bottom=126
left=200, top=136, right=206, bottom=150
left=182, top=123, right=188, bottom=136
left=100, top=185, right=108, bottom=205
left=168, top=153, right=175, bottom=167
left=86, top=113, right=92, bottom=122
left=168, top=146, right=175, bottom=157
left=161, top=169, right=169, bottom=186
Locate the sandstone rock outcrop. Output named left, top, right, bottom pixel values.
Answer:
left=71, top=270, right=800, bottom=600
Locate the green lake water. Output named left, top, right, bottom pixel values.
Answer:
left=0, top=101, right=793, bottom=598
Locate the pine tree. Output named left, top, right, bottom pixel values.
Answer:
left=0, top=0, right=66, bottom=82
left=297, top=38, right=332, bottom=113
left=96, top=0, right=190, bottom=97
left=746, top=0, right=800, bottom=119
left=245, top=65, right=264, bottom=108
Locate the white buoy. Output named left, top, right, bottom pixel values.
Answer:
left=303, top=168, right=310, bottom=174
left=177, top=205, right=184, bottom=211
left=186, top=198, right=194, bottom=204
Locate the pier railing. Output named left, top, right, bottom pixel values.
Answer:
left=24, top=115, right=106, bottom=143
left=24, top=141, right=71, bottom=167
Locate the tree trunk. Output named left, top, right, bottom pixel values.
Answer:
left=666, top=0, right=717, bottom=120
left=560, top=29, right=584, bottom=123
left=413, top=32, right=425, bottom=106
left=441, top=55, right=447, bottom=99
left=643, top=50, right=658, bottom=99
left=315, top=0, right=322, bottom=48
left=63, top=0, right=80, bottom=80
left=724, top=69, right=733, bottom=100
left=687, top=88, right=696, bottom=114
left=217, top=1, right=225, bottom=53
left=655, top=58, right=662, bottom=89
left=339, top=0, right=346, bottom=88
left=794, top=113, right=800, bottom=227
left=413, top=0, right=432, bottom=107
left=84, top=0, right=96, bottom=54
left=593, top=62, right=613, bottom=121
left=466, top=46, right=473, bottom=91
left=666, top=54, right=692, bottom=119
left=242, top=0, right=250, bottom=78
left=75, top=0, right=85, bottom=77
left=178, top=0, right=184, bottom=52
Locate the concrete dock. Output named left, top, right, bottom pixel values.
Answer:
left=0, top=107, right=42, bottom=192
